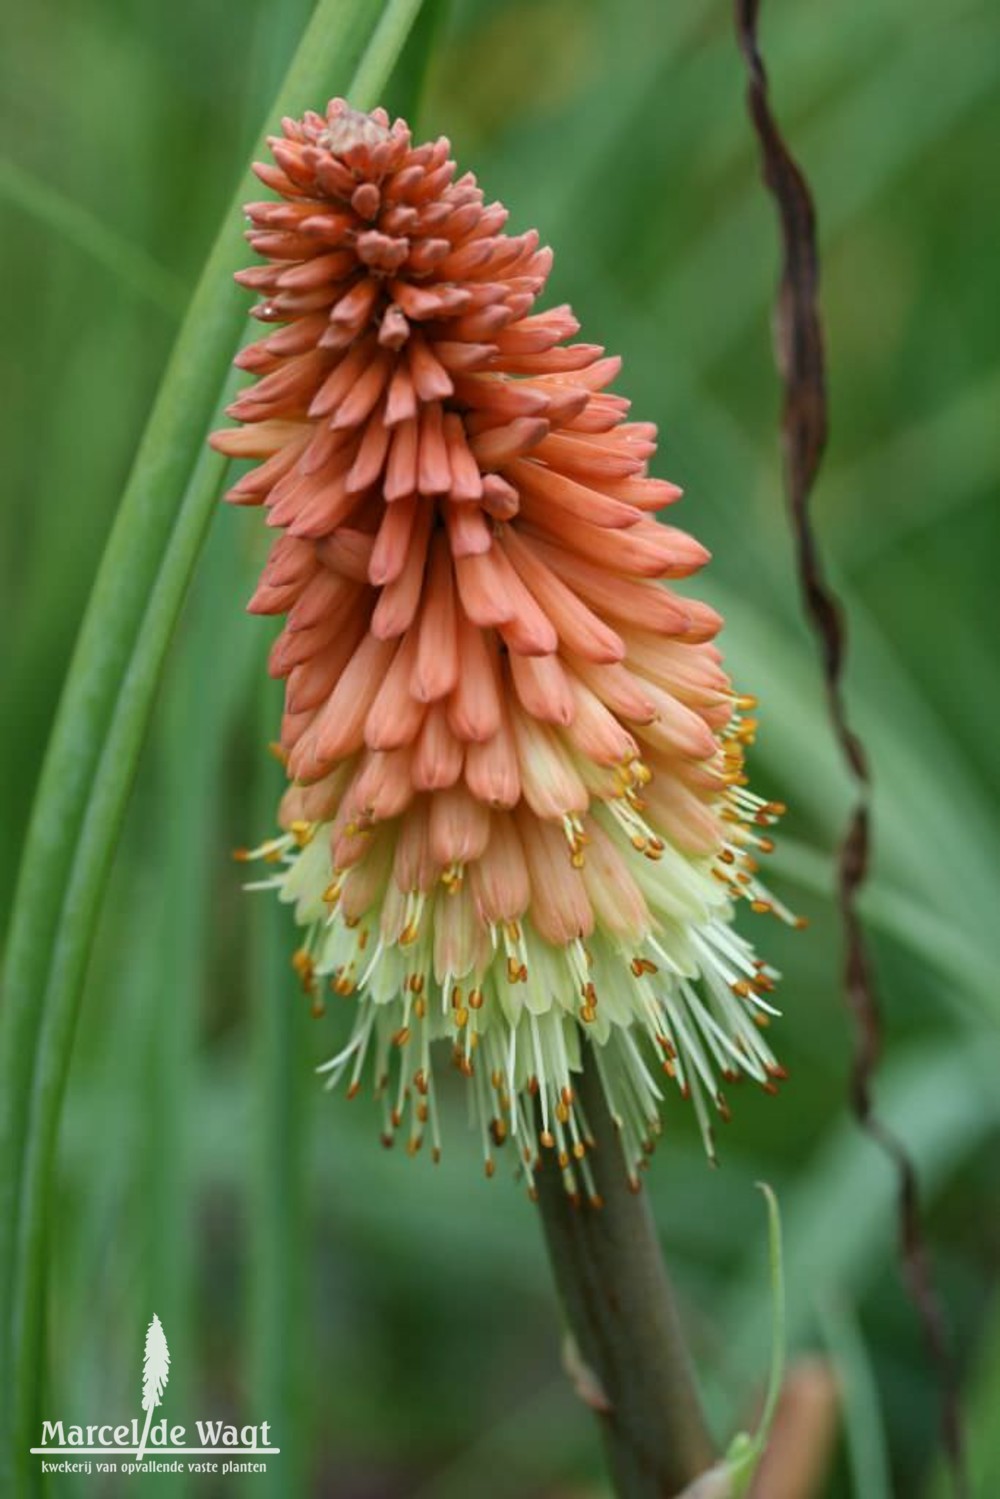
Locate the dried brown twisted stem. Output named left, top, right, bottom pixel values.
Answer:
left=535, top=1056, right=716, bottom=1499
left=734, top=3, right=965, bottom=1492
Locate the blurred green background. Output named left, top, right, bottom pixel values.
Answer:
left=2, top=0, right=999, bottom=1494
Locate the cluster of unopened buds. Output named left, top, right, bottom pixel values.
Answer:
left=214, top=100, right=800, bottom=1200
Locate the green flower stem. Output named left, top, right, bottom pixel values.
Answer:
left=8, top=437, right=231, bottom=1492
left=250, top=676, right=310, bottom=1499
left=141, top=519, right=263, bottom=1499
left=535, top=1055, right=716, bottom=1499
left=0, top=0, right=424, bottom=1484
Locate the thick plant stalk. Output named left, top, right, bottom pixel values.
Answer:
left=535, top=1056, right=716, bottom=1499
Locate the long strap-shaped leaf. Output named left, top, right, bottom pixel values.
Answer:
left=0, top=0, right=426, bottom=1486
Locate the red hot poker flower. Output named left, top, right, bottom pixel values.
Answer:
left=212, top=100, right=795, bottom=1195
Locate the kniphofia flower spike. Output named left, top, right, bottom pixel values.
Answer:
left=213, top=101, right=795, bottom=1197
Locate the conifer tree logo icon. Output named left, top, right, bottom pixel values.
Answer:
left=136, top=1314, right=170, bottom=1462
